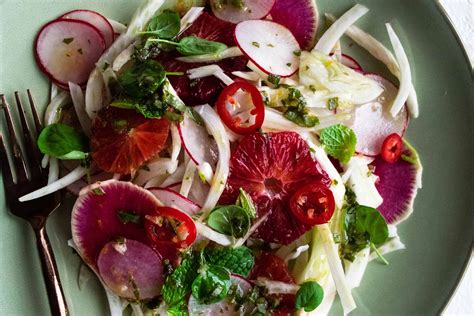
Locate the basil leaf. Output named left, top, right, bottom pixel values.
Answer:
left=37, top=123, right=89, bottom=160
left=118, top=60, right=167, bottom=98
left=319, top=124, right=356, bottom=164
left=204, top=246, right=254, bottom=277
left=145, top=11, right=180, bottom=39
left=342, top=205, right=389, bottom=261
left=176, top=36, right=227, bottom=56
left=191, top=265, right=231, bottom=304
left=236, top=188, right=257, bottom=219
left=207, top=205, right=251, bottom=238
left=295, top=281, right=324, bottom=312
left=162, top=80, right=204, bottom=125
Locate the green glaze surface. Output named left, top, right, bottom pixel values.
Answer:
left=0, top=0, right=472, bottom=315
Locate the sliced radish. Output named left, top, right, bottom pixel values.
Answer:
left=178, top=114, right=218, bottom=166
left=35, top=19, right=106, bottom=86
left=60, top=9, right=115, bottom=47
left=340, top=54, right=363, bottom=72
left=71, top=180, right=161, bottom=269
left=211, top=0, right=275, bottom=24
left=234, top=20, right=300, bottom=77
left=350, top=74, right=409, bottom=156
left=372, top=153, right=422, bottom=224
left=148, top=187, right=201, bottom=215
left=269, top=0, right=319, bottom=50
left=97, top=239, right=164, bottom=300
left=187, top=275, right=253, bottom=315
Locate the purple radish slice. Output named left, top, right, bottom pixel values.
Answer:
left=97, top=239, right=164, bottom=300
left=35, top=19, right=106, bottom=86
left=148, top=187, right=201, bottom=215
left=178, top=115, right=218, bottom=166
left=211, top=0, right=275, bottom=24
left=60, top=9, right=115, bottom=47
left=71, top=180, right=161, bottom=269
left=339, top=54, right=363, bottom=72
left=269, top=0, right=319, bottom=50
left=372, top=155, right=421, bottom=224
left=187, top=275, right=253, bottom=315
left=350, top=74, right=409, bottom=156
left=234, top=20, right=300, bottom=77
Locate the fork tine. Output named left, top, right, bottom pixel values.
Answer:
left=14, top=91, right=42, bottom=178
left=27, top=89, right=43, bottom=134
left=1, top=94, right=28, bottom=182
left=0, top=134, right=14, bottom=186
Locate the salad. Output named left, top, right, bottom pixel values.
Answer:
left=20, top=0, right=423, bottom=315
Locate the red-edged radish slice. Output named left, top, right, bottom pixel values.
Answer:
left=60, top=9, right=115, bottom=47
left=341, top=54, right=363, bottom=72
left=178, top=115, right=218, bottom=166
left=148, top=187, right=201, bottom=215
left=97, top=239, right=164, bottom=300
left=187, top=275, right=253, bottom=315
left=234, top=20, right=300, bottom=77
left=350, top=74, right=409, bottom=156
left=211, top=0, right=275, bottom=24
left=35, top=19, right=106, bottom=86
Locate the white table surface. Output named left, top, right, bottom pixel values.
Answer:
left=439, top=1, right=473, bottom=315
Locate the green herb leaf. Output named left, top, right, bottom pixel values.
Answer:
left=176, top=36, right=227, bottom=56
left=144, top=11, right=181, bottom=39
left=280, top=86, right=319, bottom=128
left=267, top=74, right=281, bottom=87
left=162, top=253, right=200, bottom=306
left=117, top=210, right=141, bottom=224
left=118, top=59, right=167, bottom=98
left=207, top=205, right=251, bottom=238
left=63, top=37, right=74, bottom=44
left=37, top=123, right=89, bottom=160
left=295, top=281, right=324, bottom=312
left=319, top=124, right=356, bottom=164
left=342, top=205, right=389, bottom=261
left=327, top=97, right=339, bottom=111
left=162, top=80, right=204, bottom=125
left=236, top=188, right=257, bottom=219
left=191, top=265, right=231, bottom=304
left=204, top=246, right=255, bottom=277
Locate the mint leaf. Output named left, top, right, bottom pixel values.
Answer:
left=37, top=123, right=89, bottom=160
left=191, top=265, right=231, bottom=304
left=295, top=281, right=324, bottom=312
left=204, top=246, right=254, bottom=277
left=319, top=124, right=356, bottom=164
left=162, top=254, right=200, bottom=306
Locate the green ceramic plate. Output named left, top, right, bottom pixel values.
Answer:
left=0, top=0, right=472, bottom=315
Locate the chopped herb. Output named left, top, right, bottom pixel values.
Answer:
left=252, top=41, right=260, bottom=48
left=102, top=62, right=110, bottom=71
left=267, top=74, right=281, bottom=87
left=77, top=48, right=83, bottom=55
left=91, top=187, right=105, bottom=196
left=267, top=43, right=275, bottom=48
left=117, top=210, right=141, bottom=224
left=280, top=86, right=319, bottom=128
left=309, top=85, right=317, bottom=92
left=286, top=62, right=292, bottom=67
left=63, top=37, right=74, bottom=44
left=293, top=50, right=302, bottom=57
left=327, top=97, right=339, bottom=111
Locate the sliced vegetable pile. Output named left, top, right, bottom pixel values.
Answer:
left=23, top=0, right=423, bottom=315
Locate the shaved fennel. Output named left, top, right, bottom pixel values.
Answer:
left=68, top=82, right=91, bottom=136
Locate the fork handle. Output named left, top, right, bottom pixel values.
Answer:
left=35, top=226, right=70, bottom=316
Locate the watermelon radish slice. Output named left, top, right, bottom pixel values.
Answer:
left=187, top=275, right=253, bottom=315
left=220, top=132, right=330, bottom=245
left=60, top=9, right=115, bottom=47
left=210, top=0, right=275, bottom=24
left=71, top=180, right=161, bottom=269
left=234, top=20, right=300, bottom=77
left=336, top=54, right=363, bottom=72
left=269, top=0, right=319, bottom=50
left=178, top=115, right=218, bottom=166
left=372, top=154, right=421, bottom=224
left=350, top=74, right=409, bottom=156
left=97, top=239, right=164, bottom=300
left=35, top=19, right=106, bottom=86
left=148, top=187, right=201, bottom=215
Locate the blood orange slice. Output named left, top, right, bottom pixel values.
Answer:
left=220, top=132, right=330, bottom=245
left=90, top=108, right=170, bottom=174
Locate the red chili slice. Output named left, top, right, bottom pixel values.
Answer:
left=145, top=207, right=197, bottom=249
left=289, top=182, right=335, bottom=225
left=216, top=81, right=265, bottom=135
left=381, top=133, right=403, bottom=163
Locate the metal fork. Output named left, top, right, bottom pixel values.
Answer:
left=0, top=91, right=69, bottom=316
